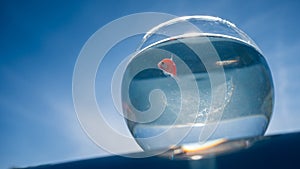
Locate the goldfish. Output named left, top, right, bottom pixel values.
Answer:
left=157, top=57, right=177, bottom=77
left=215, top=57, right=240, bottom=66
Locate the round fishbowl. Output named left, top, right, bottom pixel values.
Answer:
left=121, top=16, right=274, bottom=151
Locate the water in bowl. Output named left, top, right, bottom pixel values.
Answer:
left=121, top=34, right=273, bottom=151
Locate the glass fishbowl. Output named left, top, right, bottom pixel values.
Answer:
left=121, top=16, right=274, bottom=152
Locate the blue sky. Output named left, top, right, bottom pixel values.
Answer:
left=1, top=0, right=300, bottom=168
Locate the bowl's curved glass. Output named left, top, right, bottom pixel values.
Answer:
left=121, top=15, right=274, bottom=151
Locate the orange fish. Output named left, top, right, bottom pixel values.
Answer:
left=157, top=57, right=177, bottom=77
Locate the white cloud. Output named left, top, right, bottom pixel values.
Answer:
left=266, top=40, right=300, bottom=134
